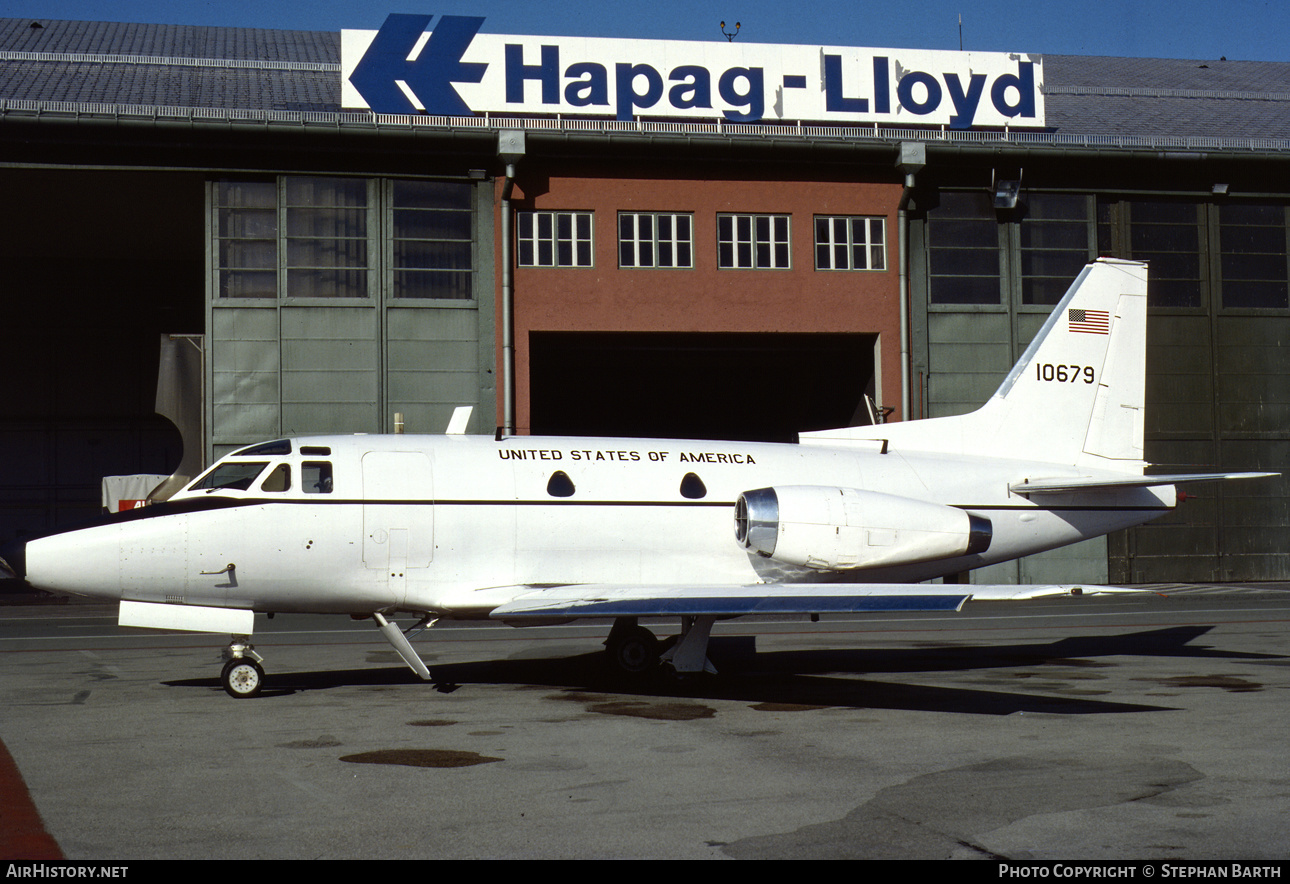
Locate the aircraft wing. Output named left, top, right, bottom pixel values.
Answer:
left=487, top=582, right=1105, bottom=620
left=1010, top=472, right=1277, bottom=495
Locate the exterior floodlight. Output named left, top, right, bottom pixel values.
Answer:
left=994, top=179, right=1021, bottom=210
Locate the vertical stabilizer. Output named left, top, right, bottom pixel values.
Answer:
left=977, top=258, right=1147, bottom=467
left=801, top=259, right=1149, bottom=471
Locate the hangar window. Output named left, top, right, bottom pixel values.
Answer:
left=1126, top=201, right=1203, bottom=308
left=619, top=213, right=693, bottom=268
left=517, top=212, right=593, bottom=267
left=927, top=192, right=1002, bottom=304
left=1098, top=199, right=1290, bottom=310
left=284, top=177, right=371, bottom=298
left=216, top=181, right=278, bottom=299
left=815, top=216, right=886, bottom=271
left=1019, top=194, right=1094, bottom=305
left=213, top=177, right=479, bottom=301
left=718, top=214, right=790, bottom=269
left=1219, top=203, right=1289, bottom=309
left=391, top=180, right=476, bottom=299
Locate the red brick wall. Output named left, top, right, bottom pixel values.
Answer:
left=495, top=161, right=904, bottom=431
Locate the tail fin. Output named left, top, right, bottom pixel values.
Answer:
left=802, top=258, right=1149, bottom=470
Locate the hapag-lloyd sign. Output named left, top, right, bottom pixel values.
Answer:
left=342, top=14, right=1045, bottom=129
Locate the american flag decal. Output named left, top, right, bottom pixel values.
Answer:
left=1068, top=308, right=1110, bottom=335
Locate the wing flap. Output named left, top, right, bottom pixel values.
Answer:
left=487, top=583, right=1101, bottom=620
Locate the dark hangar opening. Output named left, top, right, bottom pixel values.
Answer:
left=0, top=169, right=204, bottom=542
left=529, top=332, right=877, bottom=442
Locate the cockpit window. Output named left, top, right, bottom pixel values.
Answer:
left=192, top=461, right=269, bottom=492
left=231, top=440, right=292, bottom=457
left=260, top=464, right=291, bottom=493
left=302, top=462, right=333, bottom=494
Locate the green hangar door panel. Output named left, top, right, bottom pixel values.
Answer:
left=362, top=452, right=435, bottom=586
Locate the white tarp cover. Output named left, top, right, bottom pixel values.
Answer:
left=101, top=475, right=168, bottom=512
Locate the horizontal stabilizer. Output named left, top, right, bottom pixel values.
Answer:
left=488, top=583, right=1111, bottom=620
left=1011, top=472, right=1277, bottom=496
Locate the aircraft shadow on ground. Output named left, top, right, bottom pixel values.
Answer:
left=164, top=624, right=1280, bottom=714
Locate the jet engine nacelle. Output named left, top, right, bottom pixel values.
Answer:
left=734, top=485, right=992, bottom=571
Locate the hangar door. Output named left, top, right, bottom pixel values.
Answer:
left=529, top=332, right=878, bottom=442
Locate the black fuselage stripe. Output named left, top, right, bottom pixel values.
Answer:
left=66, top=496, right=1170, bottom=532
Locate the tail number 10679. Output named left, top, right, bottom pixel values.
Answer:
left=1037, top=363, right=1095, bottom=384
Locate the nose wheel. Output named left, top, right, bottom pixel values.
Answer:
left=221, top=638, right=265, bottom=698
left=221, top=657, right=264, bottom=698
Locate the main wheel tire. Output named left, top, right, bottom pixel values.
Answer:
left=606, top=626, right=660, bottom=675
left=221, top=658, right=264, bottom=698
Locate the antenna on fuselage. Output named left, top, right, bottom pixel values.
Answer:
left=446, top=406, right=473, bottom=435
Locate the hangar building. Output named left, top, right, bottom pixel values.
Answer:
left=2, top=16, right=1287, bottom=584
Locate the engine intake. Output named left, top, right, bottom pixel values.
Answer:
left=734, top=485, right=991, bottom=571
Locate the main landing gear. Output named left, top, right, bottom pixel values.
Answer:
left=605, top=619, right=661, bottom=674
left=604, top=616, right=719, bottom=678
left=221, top=638, right=265, bottom=698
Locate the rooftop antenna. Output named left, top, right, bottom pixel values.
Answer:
left=720, top=20, right=741, bottom=41
left=958, top=14, right=963, bottom=51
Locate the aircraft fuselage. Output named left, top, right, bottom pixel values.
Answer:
left=16, top=433, right=1173, bottom=619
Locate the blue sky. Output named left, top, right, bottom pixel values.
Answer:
left=11, top=0, right=1290, bottom=62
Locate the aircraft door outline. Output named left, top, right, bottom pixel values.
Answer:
left=362, top=452, right=434, bottom=604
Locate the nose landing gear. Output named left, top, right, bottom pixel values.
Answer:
left=221, top=638, right=265, bottom=698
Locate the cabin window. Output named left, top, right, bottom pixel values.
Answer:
left=192, top=461, right=269, bottom=492
left=680, top=472, right=707, bottom=499
left=302, top=462, right=333, bottom=494
left=546, top=471, right=575, bottom=498
left=260, top=464, right=291, bottom=493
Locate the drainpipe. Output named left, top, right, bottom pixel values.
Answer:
left=895, top=142, right=926, bottom=423
left=498, top=131, right=526, bottom=435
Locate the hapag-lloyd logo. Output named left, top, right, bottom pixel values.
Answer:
left=348, top=14, right=487, bottom=116
left=341, top=14, right=1045, bottom=128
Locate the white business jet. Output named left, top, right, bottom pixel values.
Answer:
left=0, top=259, right=1273, bottom=697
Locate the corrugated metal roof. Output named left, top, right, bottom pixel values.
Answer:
left=0, top=17, right=337, bottom=63
left=2, top=18, right=1289, bottom=147
left=0, top=57, right=337, bottom=111
left=1045, top=54, right=1290, bottom=93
